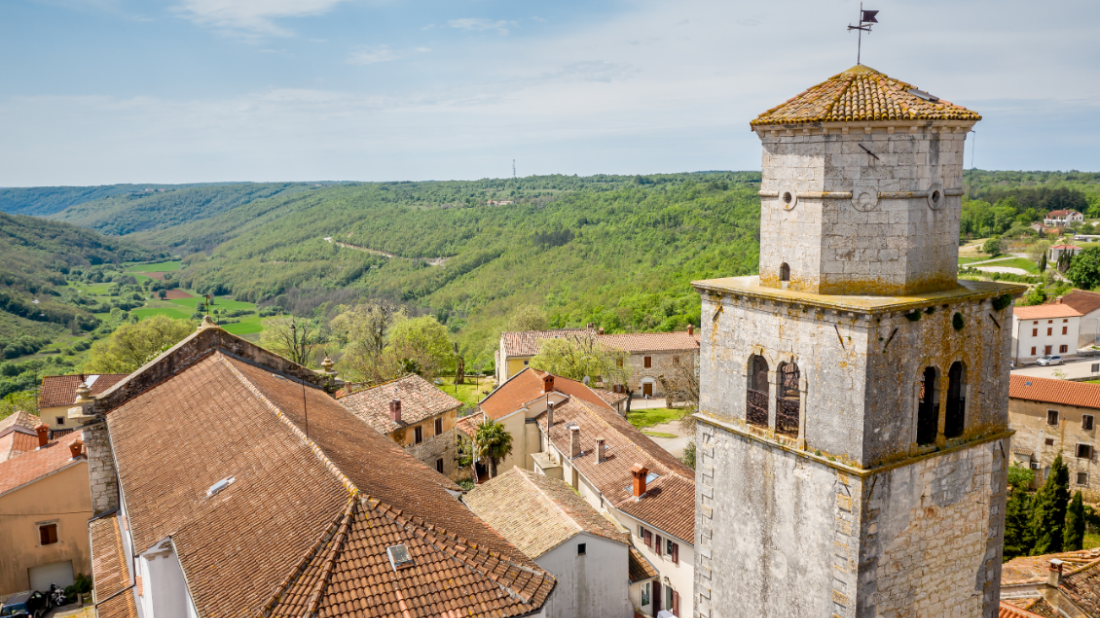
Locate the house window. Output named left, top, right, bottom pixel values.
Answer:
left=1048, top=328, right=1053, bottom=336
left=577, top=543, right=586, bottom=556
left=1065, top=319, right=1070, bottom=323
left=435, top=418, right=443, bottom=435
left=55, top=416, right=65, bottom=426
left=642, top=528, right=652, bottom=548
left=1046, top=345, right=1053, bottom=355
left=1084, top=415, right=1094, bottom=431
left=1078, top=472, right=1090, bottom=486
left=644, top=356, right=652, bottom=368
left=641, top=582, right=651, bottom=606
left=1031, top=347, right=1037, bottom=355
left=617, top=358, right=623, bottom=368
left=39, top=523, right=58, bottom=546
left=414, top=426, right=423, bottom=444
left=1049, top=410, right=1060, bottom=425
left=654, top=534, right=663, bottom=556
left=666, top=539, right=679, bottom=564
left=1061, top=345, right=1069, bottom=353
left=436, top=459, right=444, bottom=474
left=523, top=360, right=529, bottom=366
left=779, top=262, right=790, bottom=282
left=917, top=367, right=940, bottom=445
left=1077, top=444, right=1093, bottom=459
left=672, top=356, right=680, bottom=365
left=1046, top=438, right=1056, bottom=446
left=1063, top=327, right=1069, bottom=335
left=1033, top=329, right=1038, bottom=337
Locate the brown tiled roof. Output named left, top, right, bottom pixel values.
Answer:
left=106, top=350, right=552, bottom=618
left=538, top=398, right=695, bottom=542
left=1010, top=375, right=1100, bottom=410
left=0, top=430, right=84, bottom=497
left=594, top=389, right=628, bottom=407
left=751, top=64, right=981, bottom=126
left=0, top=430, right=38, bottom=463
left=1049, top=210, right=1082, bottom=218
left=0, top=410, right=41, bottom=434
left=1060, top=290, right=1100, bottom=317
left=500, top=329, right=594, bottom=357
left=338, top=373, right=462, bottom=434
left=597, top=331, right=699, bottom=353
left=1001, top=549, right=1100, bottom=585
left=455, top=411, right=484, bottom=438
left=39, top=373, right=128, bottom=408
left=628, top=547, right=658, bottom=583
left=480, top=368, right=615, bottom=421
left=998, top=602, right=1047, bottom=618
left=464, top=468, right=628, bottom=559
left=1013, top=304, right=1083, bottom=320
left=90, top=513, right=139, bottom=618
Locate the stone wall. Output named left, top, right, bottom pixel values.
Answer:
left=1008, top=398, right=1099, bottom=501
left=404, top=429, right=459, bottom=477
left=757, top=127, right=970, bottom=296
left=83, top=421, right=119, bottom=515
left=625, top=350, right=696, bottom=398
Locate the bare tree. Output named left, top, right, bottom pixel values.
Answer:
left=329, top=301, right=406, bottom=381
left=261, top=317, right=320, bottom=367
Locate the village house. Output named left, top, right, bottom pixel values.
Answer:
left=1044, top=209, right=1084, bottom=227
left=1012, top=303, right=1082, bottom=363
left=37, top=374, right=127, bottom=431
left=68, top=318, right=556, bottom=618
left=495, top=327, right=699, bottom=398
left=464, top=468, right=636, bottom=618
left=338, top=373, right=463, bottom=478
left=1008, top=375, right=1100, bottom=500
left=1060, top=289, right=1100, bottom=348
left=1000, top=548, right=1100, bottom=617
left=0, top=411, right=92, bottom=596
left=1049, top=244, right=1083, bottom=264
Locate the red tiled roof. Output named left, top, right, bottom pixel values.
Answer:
left=0, top=431, right=84, bottom=497
left=597, top=331, right=699, bottom=353
left=500, top=329, right=595, bottom=357
left=39, top=373, right=128, bottom=408
left=998, top=602, right=1047, bottom=618
left=1048, top=210, right=1081, bottom=218
left=628, top=547, right=658, bottom=583
left=1050, top=245, right=1082, bottom=250
left=1013, top=305, right=1083, bottom=320
left=90, top=513, right=139, bottom=618
left=338, top=373, right=462, bottom=434
left=106, top=350, right=553, bottom=618
left=1061, top=290, right=1100, bottom=317
left=0, top=430, right=39, bottom=463
left=455, top=411, right=484, bottom=438
left=594, top=389, right=629, bottom=407
left=1010, top=375, right=1100, bottom=410
left=539, top=398, right=695, bottom=543
left=464, top=468, right=628, bottom=558
left=480, top=368, right=615, bottom=421
left=0, top=410, right=41, bottom=434
left=1002, top=549, right=1100, bottom=617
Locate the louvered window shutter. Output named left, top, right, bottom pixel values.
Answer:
left=671, top=541, right=679, bottom=564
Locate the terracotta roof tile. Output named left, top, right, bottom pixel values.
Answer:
left=464, top=468, right=628, bottom=558
left=1013, top=304, right=1083, bottom=320
left=90, top=514, right=138, bottom=618
left=480, top=368, right=616, bottom=421
left=596, top=331, right=699, bottom=353
left=0, top=430, right=84, bottom=497
left=338, top=374, right=462, bottom=434
left=628, top=547, right=658, bottom=583
left=455, top=411, right=484, bottom=438
left=751, top=64, right=981, bottom=126
left=38, top=374, right=128, bottom=409
left=998, top=602, right=1047, bottom=618
left=1001, top=549, right=1100, bottom=585
left=594, top=389, right=628, bottom=407
left=0, top=430, right=39, bottom=463
left=1060, top=290, right=1100, bottom=317
left=1010, top=375, right=1100, bottom=410
left=0, top=410, right=41, bottom=434
left=1049, top=210, right=1082, bottom=218
left=538, top=398, right=695, bottom=542
left=500, top=329, right=594, bottom=357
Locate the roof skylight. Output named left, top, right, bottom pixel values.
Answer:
left=387, top=544, right=415, bottom=571
left=207, top=476, right=235, bottom=497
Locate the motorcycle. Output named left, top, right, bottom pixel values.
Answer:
left=48, top=584, right=67, bottom=608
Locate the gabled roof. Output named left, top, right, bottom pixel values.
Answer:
left=1060, top=290, right=1100, bottom=317
left=500, top=329, right=594, bottom=357
left=464, top=468, right=628, bottom=559
left=1048, top=210, right=1081, bottom=218
left=90, top=513, right=139, bottom=618
left=0, top=409, right=41, bottom=434
left=39, top=373, right=128, bottom=408
left=998, top=601, right=1047, bottom=618
left=597, top=331, right=699, bottom=353
left=104, top=327, right=553, bottom=618
left=1002, top=549, right=1100, bottom=618
left=1013, top=304, right=1083, bottom=320
left=628, top=547, right=658, bottom=584
left=338, top=373, right=462, bottom=434
left=1010, top=375, right=1100, bottom=410
left=0, top=430, right=84, bottom=497
left=0, top=430, right=39, bottom=463
left=480, top=368, right=616, bottom=421
left=751, top=64, right=981, bottom=127
left=538, top=398, right=695, bottom=543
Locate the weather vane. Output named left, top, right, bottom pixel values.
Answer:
left=847, top=3, right=879, bottom=65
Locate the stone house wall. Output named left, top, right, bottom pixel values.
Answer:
left=1008, top=398, right=1100, bottom=501
left=82, top=420, right=119, bottom=516
left=389, top=408, right=460, bottom=477
left=624, top=350, right=696, bottom=399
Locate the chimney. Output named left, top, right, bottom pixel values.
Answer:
left=69, top=439, right=83, bottom=459
left=688, top=324, right=694, bottom=336
left=598, top=327, right=604, bottom=335
left=543, top=374, right=554, bottom=393
left=570, top=425, right=581, bottom=459
left=389, top=399, right=402, bottom=423
left=631, top=463, right=649, bottom=498
left=596, top=438, right=605, bottom=464
left=546, top=401, right=555, bottom=430
left=1049, top=559, right=1064, bottom=587
left=35, top=424, right=49, bottom=449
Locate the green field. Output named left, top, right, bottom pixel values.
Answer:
left=436, top=375, right=495, bottom=407
left=132, top=306, right=194, bottom=321
left=972, top=256, right=1040, bottom=274
left=168, top=296, right=255, bottom=311
left=957, top=257, right=985, bottom=265
left=222, top=319, right=263, bottom=336
left=627, top=407, right=688, bottom=429
left=126, top=260, right=181, bottom=272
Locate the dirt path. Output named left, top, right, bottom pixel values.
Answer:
left=324, top=238, right=448, bottom=266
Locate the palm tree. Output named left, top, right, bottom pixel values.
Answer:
left=474, top=419, right=513, bottom=479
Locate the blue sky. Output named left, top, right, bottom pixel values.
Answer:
left=1, top=0, right=1098, bottom=185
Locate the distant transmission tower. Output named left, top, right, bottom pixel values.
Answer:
left=513, top=159, right=516, bottom=180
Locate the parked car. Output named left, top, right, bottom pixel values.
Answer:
left=0, top=591, right=49, bottom=618
left=1037, top=355, right=1064, bottom=366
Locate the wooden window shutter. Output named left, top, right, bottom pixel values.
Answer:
left=673, top=590, right=680, bottom=616
left=671, top=541, right=679, bottom=564
left=655, top=534, right=663, bottom=556
left=435, top=417, right=443, bottom=435
left=644, top=529, right=652, bottom=548
left=653, top=582, right=662, bottom=612
left=644, top=356, right=652, bottom=368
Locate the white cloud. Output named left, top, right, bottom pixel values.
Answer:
left=346, top=45, right=430, bottom=65
left=447, top=18, right=516, bottom=35
left=173, top=0, right=351, bottom=36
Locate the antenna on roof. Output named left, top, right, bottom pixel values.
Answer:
left=513, top=159, right=516, bottom=181
left=847, top=3, right=879, bottom=65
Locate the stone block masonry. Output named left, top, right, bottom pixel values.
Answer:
left=83, top=420, right=119, bottom=515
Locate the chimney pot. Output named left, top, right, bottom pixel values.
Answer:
left=35, top=424, right=49, bottom=448
left=389, top=399, right=402, bottom=423
left=631, top=463, right=649, bottom=498
left=596, top=438, right=605, bottom=464
left=1049, top=559, right=1065, bottom=587
left=543, top=374, right=554, bottom=394
left=598, top=327, right=604, bottom=335
left=570, top=425, right=581, bottom=459
left=688, top=324, right=694, bottom=336
left=69, top=439, right=83, bottom=459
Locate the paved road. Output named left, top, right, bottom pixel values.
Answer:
left=1012, top=357, right=1100, bottom=381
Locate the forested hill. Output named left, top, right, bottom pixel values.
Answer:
left=0, top=183, right=213, bottom=217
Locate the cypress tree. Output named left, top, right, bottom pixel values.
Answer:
left=1031, top=452, right=1071, bottom=554
left=1040, top=253, right=1048, bottom=273
left=1004, top=487, right=1035, bottom=560
left=1065, top=490, right=1086, bottom=551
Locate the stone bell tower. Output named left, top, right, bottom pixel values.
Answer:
left=692, top=65, right=1024, bottom=618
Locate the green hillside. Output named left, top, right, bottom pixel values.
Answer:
left=0, top=183, right=211, bottom=217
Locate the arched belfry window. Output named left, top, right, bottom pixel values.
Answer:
left=746, top=355, right=769, bottom=427
left=779, top=263, right=790, bottom=282
left=945, top=362, right=966, bottom=438
left=776, top=362, right=800, bottom=437
left=917, top=366, right=940, bottom=445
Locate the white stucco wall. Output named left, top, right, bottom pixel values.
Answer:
left=535, top=532, right=631, bottom=618
left=1013, top=315, right=1080, bottom=362
left=138, top=542, right=196, bottom=618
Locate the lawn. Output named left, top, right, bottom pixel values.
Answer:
left=957, top=257, right=985, bottom=265
left=974, top=257, right=1039, bottom=274
left=436, top=375, right=495, bottom=407
left=627, top=407, right=688, bottom=429
left=126, top=260, right=181, bottom=272
left=642, top=431, right=677, bottom=439
left=222, top=317, right=264, bottom=336
left=169, top=296, right=256, bottom=311
left=132, top=306, right=194, bottom=321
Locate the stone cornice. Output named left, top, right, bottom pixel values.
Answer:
left=752, top=119, right=978, bottom=137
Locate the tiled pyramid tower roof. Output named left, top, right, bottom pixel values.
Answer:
left=751, top=64, right=981, bottom=126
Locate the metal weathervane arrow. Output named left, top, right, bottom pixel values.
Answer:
left=847, top=3, right=879, bottom=65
